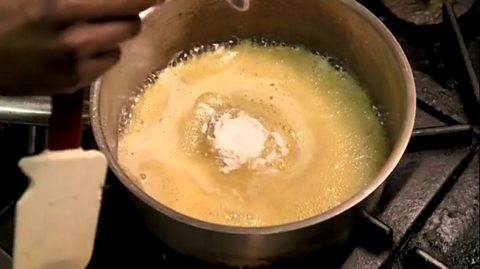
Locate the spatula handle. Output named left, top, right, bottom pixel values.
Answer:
left=48, top=90, right=85, bottom=150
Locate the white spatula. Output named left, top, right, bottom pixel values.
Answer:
left=13, top=90, right=107, bottom=269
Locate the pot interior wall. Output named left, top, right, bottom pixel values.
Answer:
left=96, top=0, right=408, bottom=171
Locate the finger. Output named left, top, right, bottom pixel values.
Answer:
left=59, top=18, right=141, bottom=57
left=48, top=0, right=156, bottom=21
left=73, top=48, right=121, bottom=91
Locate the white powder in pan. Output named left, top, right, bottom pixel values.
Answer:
left=213, top=113, right=269, bottom=173
left=208, top=111, right=289, bottom=173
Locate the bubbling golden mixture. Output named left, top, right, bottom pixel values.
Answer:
left=118, top=41, right=389, bottom=227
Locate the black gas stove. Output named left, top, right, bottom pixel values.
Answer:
left=0, top=1, right=479, bottom=268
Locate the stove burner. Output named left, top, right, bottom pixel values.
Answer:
left=381, top=0, right=476, bottom=25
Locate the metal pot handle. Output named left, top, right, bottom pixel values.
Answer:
left=0, top=96, right=89, bottom=126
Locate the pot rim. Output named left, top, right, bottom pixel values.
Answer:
left=90, top=0, right=416, bottom=235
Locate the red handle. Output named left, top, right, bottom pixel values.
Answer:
left=48, top=90, right=85, bottom=150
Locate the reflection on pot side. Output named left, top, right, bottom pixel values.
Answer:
left=225, top=0, right=250, bottom=12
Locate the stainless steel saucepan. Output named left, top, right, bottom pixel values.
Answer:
left=90, top=0, right=416, bottom=267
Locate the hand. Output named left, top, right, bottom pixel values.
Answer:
left=0, top=0, right=156, bottom=95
